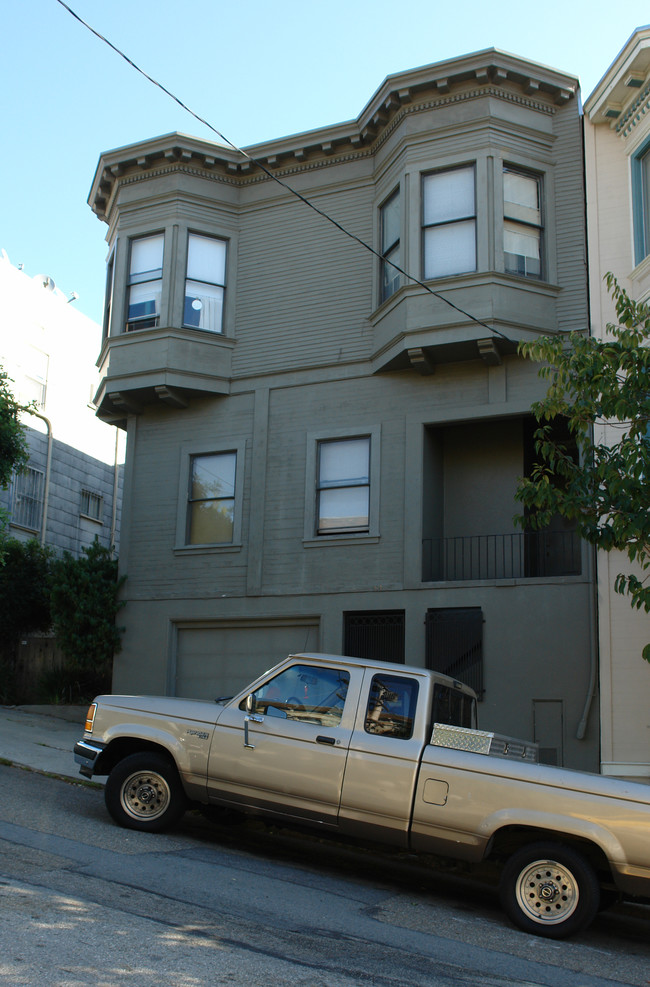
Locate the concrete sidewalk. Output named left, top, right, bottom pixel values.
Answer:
left=0, top=704, right=89, bottom=780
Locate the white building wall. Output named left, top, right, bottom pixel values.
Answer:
left=584, top=27, right=650, bottom=779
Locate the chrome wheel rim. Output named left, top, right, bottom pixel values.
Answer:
left=120, top=770, right=171, bottom=822
left=515, top=858, right=579, bottom=925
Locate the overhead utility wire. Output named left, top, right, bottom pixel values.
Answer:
left=55, top=0, right=509, bottom=342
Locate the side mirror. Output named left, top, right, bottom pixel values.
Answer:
left=245, top=693, right=256, bottom=713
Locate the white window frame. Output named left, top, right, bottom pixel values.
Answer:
left=175, top=440, right=245, bottom=552
left=304, top=426, right=381, bottom=545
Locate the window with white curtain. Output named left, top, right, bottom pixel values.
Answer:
left=126, top=233, right=164, bottom=330
left=422, top=166, right=476, bottom=279
left=503, top=167, right=542, bottom=278
left=184, top=233, right=227, bottom=333
left=317, top=437, right=370, bottom=534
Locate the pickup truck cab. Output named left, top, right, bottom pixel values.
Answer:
left=75, top=652, right=650, bottom=939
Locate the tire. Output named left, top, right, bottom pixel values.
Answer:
left=499, top=842, right=600, bottom=939
left=104, top=752, right=187, bottom=832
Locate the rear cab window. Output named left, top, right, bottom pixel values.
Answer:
left=364, top=674, right=419, bottom=739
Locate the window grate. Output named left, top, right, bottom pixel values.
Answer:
left=12, top=467, right=44, bottom=531
left=425, top=607, right=483, bottom=697
left=344, top=610, right=405, bottom=663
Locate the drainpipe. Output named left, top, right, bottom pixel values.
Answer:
left=30, top=410, right=53, bottom=546
left=110, top=429, right=120, bottom=556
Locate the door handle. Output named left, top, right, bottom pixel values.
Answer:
left=244, top=714, right=264, bottom=749
left=316, top=735, right=336, bottom=746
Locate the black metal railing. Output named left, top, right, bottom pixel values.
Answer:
left=422, top=530, right=581, bottom=582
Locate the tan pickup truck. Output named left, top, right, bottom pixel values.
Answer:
left=74, top=652, right=650, bottom=939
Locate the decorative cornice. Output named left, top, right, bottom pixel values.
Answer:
left=616, top=78, right=650, bottom=136
left=92, top=84, right=562, bottom=217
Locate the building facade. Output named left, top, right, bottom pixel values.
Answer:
left=89, top=48, right=598, bottom=770
left=584, top=27, right=650, bottom=780
left=0, top=251, right=124, bottom=557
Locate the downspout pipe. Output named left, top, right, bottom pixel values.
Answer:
left=29, top=410, right=53, bottom=547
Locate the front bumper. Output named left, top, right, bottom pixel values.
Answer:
left=74, top=738, right=106, bottom=778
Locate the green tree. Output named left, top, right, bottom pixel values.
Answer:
left=0, top=367, right=30, bottom=486
left=0, top=538, right=53, bottom=703
left=0, top=367, right=30, bottom=542
left=515, top=276, right=650, bottom=661
left=49, top=540, right=126, bottom=694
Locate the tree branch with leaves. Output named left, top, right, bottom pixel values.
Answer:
left=515, top=276, right=650, bottom=661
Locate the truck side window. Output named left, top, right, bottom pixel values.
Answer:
left=240, top=665, right=350, bottom=726
left=364, top=675, right=419, bottom=739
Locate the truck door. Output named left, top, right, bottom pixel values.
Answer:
left=207, top=661, right=359, bottom=826
left=339, top=671, right=425, bottom=847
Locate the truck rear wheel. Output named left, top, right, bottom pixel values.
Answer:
left=105, top=752, right=187, bottom=832
left=499, top=842, right=600, bottom=938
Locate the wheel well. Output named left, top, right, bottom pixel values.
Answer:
left=95, top=738, right=175, bottom=776
left=487, top=826, right=613, bottom=884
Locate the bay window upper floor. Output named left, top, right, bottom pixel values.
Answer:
left=370, top=145, right=566, bottom=373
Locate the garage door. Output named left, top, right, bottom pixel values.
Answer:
left=174, top=619, right=320, bottom=699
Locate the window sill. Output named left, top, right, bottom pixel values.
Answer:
left=174, top=542, right=242, bottom=556
left=303, top=534, right=380, bottom=549
left=80, top=514, right=103, bottom=524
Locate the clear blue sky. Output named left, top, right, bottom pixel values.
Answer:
left=2, top=0, right=649, bottom=325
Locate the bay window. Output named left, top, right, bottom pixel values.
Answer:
left=380, top=189, right=401, bottom=303
left=503, top=167, right=542, bottom=278
left=126, top=233, right=164, bottom=331
left=422, top=166, right=476, bottom=279
left=184, top=233, right=226, bottom=333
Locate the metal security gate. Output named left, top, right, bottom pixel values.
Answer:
left=343, top=610, right=405, bottom=663
left=425, top=607, right=483, bottom=697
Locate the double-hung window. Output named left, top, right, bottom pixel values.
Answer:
left=126, top=233, right=164, bottom=331
left=632, top=142, right=650, bottom=266
left=380, top=189, right=400, bottom=303
left=422, top=166, right=476, bottom=279
left=317, top=437, right=370, bottom=535
left=184, top=233, right=227, bottom=333
left=187, top=451, right=236, bottom=545
left=503, top=167, right=542, bottom=278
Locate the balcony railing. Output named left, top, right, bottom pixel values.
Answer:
left=422, top=530, right=581, bottom=582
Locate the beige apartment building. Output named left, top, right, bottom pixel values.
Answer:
left=88, top=47, right=598, bottom=770
left=584, top=27, right=650, bottom=780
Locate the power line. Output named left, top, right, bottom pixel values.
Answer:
left=55, top=0, right=510, bottom=342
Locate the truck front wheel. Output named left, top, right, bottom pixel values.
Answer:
left=105, top=752, right=187, bottom=832
left=500, top=842, right=600, bottom=938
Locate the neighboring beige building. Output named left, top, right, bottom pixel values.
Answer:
left=584, top=26, right=650, bottom=780
left=0, top=250, right=125, bottom=556
left=88, top=48, right=599, bottom=770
